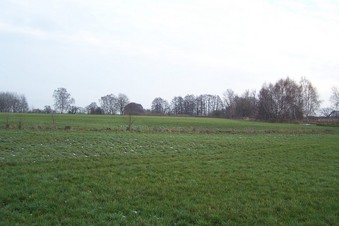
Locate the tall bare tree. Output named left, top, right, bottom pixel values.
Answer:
left=200, top=94, right=223, bottom=116
left=258, top=84, right=275, bottom=120
left=330, top=86, right=339, bottom=110
left=234, top=90, right=257, bottom=118
left=300, top=77, right=321, bottom=118
left=258, top=78, right=303, bottom=121
left=100, top=94, right=117, bottom=114
left=222, top=89, right=236, bottom=118
left=151, top=97, right=169, bottom=114
left=116, top=93, right=129, bottom=115
left=0, top=92, right=29, bottom=113
left=53, top=88, right=74, bottom=114
left=195, top=95, right=206, bottom=116
left=171, top=96, right=185, bottom=115
left=183, top=94, right=195, bottom=115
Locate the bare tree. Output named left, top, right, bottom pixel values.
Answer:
left=151, top=97, right=169, bottom=114
left=330, top=86, right=339, bottom=110
left=53, top=88, right=74, bottom=113
left=0, top=92, right=13, bottom=112
left=171, top=96, right=185, bottom=115
left=86, top=102, right=104, bottom=114
left=0, top=92, right=29, bottom=113
left=222, top=89, right=236, bottom=118
left=258, top=78, right=303, bottom=121
left=258, top=84, right=275, bottom=120
left=116, top=93, right=129, bottom=115
left=125, top=114, right=135, bottom=131
left=195, top=95, right=206, bottom=116
left=300, top=77, right=321, bottom=118
left=44, top=105, right=53, bottom=114
left=199, top=94, right=223, bottom=116
left=234, top=90, right=257, bottom=118
left=320, top=107, right=333, bottom=117
left=170, top=94, right=223, bottom=116
left=100, top=94, right=117, bottom=114
left=274, top=78, right=303, bottom=120
left=215, top=95, right=224, bottom=113
left=68, top=106, right=80, bottom=114
left=17, top=95, right=29, bottom=112
left=183, top=94, right=195, bottom=115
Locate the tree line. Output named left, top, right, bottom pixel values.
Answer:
left=151, top=77, right=338, bottom=121
left=0, top=92, right=29, bottom=113
left=1, top=77, right=339, bottom=121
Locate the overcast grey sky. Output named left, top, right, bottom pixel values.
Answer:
left=1, top=0, right=338, bottom=109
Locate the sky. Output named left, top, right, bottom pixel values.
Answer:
left=1, top=0, right=338, bottom=110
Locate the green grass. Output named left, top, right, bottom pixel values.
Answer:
left=0, top=114, right=338, bottom=225
left=1, top=113, right=338, bottom=133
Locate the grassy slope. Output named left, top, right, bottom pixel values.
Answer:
left=0, top=114, right=338, bottom=225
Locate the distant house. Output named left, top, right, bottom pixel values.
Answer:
left=328, top=110, right=339, bottom=118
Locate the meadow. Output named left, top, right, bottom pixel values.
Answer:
left=0, top=113, right=338, bottom=225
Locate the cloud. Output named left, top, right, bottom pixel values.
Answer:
left=2, top=0, right=339, bottom=68
left=0, top=21, right=47, bottom=38
left=0, top=0, right=338, bottom=108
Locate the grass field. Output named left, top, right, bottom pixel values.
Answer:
left=1, top=113, right=339, bottom=133
left=0, top=113, right=338, bottom=225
